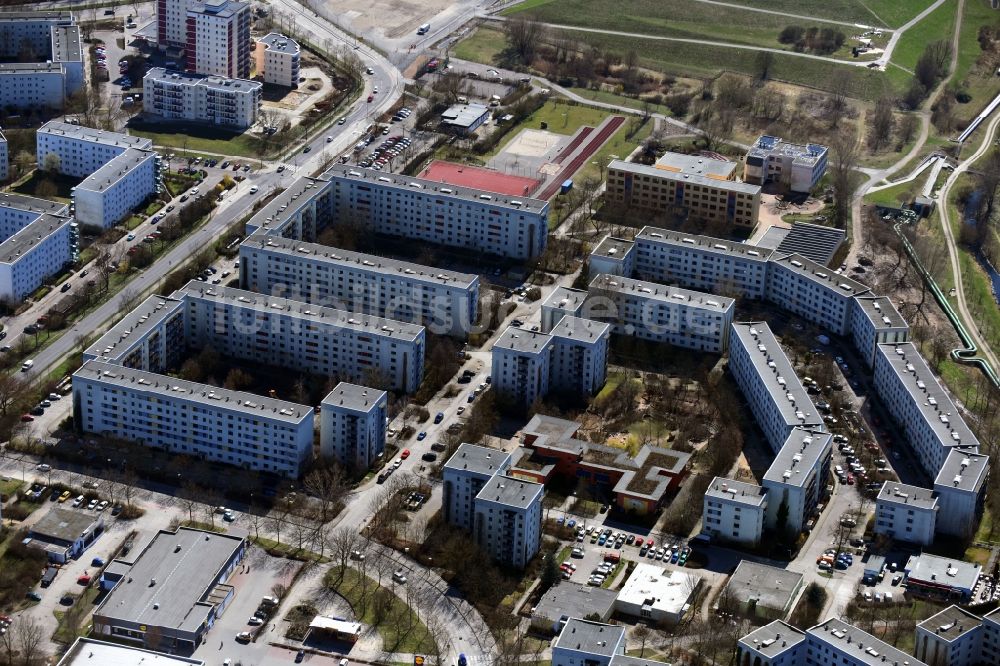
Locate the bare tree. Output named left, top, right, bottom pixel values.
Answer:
left=829, top=127, right=859, bottom=227
left=504, top=16, right=545, bottom=66
left=14, top=614, right=45, bottom=666
left=302, top=464, right=349, bottom=522
left=869, top=96, right=895, bottom=151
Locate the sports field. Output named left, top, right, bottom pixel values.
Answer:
left=419, top=160, right=542, bottom=196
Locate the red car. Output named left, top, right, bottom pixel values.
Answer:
left=77, top=574, right=91, bottom=585
left=846, top=473, right=855, bottom=485
left=367, top=94, right=374, bottom=103
left=400, top=449, right=410, bottom=459
left=634, top=537, right=644, bottom=547
left=646, top=539, right=655, bottom=549
left=20, top=414, right=34, bottom=422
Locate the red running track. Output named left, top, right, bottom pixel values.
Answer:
left=537, top=116, right=626, bottom=200
left=553, top=126, right=594, bottom=165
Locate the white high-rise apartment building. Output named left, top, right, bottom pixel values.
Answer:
left=874, top=481, right=938, bottom=546
left=492, top=327, right=551, bottom=408
left=143, top=67, right=261, bottom=129
left=0, top=193, right=76, bottom=302
left=73, top=360, right=314, bottom=477
left=157, top=0, right=190, bottom=48
left=728, top=322, right=824, bottom=453
left=239, top=231, right=479, bottom=336
left=703, top=477, right=768, bottom=547
left=588, top=273, right=735, bottom=352
left=323, top=164, right=549, bottom=261
left=473, top=474, right=543, bottom=569
left=36, top=121, right=153, bottom=179
left=0, top=129, right=8, bottom=181
left=175, top=282, right=425, bottom=393
left=0, top=13, right=83, bottom=110
left=873, top=342, right=981, bottom=479
left=72, top=149, right=158, bottom=229
left=254, top=33, right=299, bottom=87
left=849, top=295, right=910, bottom=367
left=82, top=295, right=186, bottom=372
left=915, top=606, right=985, bottom=666
left=766, top=253, right=868, bottom=336
left=186, top=0, right=250, bottom=79
left=320, top=383, right=387, bottom=470
left=738, top=619, right=930, bottom=666
left=933, top=450, right=989, bottom=540
left=443, top=444, right=512, bottom=533
left=761, top=429, right=831, bottom=534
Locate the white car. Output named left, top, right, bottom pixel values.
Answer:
left=392, top=570, right=407, bottom=584
left=248, top=617, right=263, bottom=626
left=249, top=186, right=258, bottom=194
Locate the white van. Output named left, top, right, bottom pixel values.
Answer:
left=21, top=359, right=33, bottom=372
left=417, top=23, right=430, bottom=35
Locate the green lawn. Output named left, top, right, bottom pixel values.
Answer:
left=129, top=124, right=264, bottom=158
left=453, top=25, right=506, bottom=64
left=570, top=88, right=672, bottom=117
left=508, top=0, right=860, bottom=52
left=864, top=180, right=919, bottom=207
left=885, top=0, right=957, bottom=90
left=719, top=0, right=936, bottom=28
left=0, top=478, right=22, bottom=499
left=518, top=98, right=615, bottom=136
left=324, top=566, right=436, bottom=654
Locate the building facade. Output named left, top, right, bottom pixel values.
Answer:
left=0, top=13, right=83, bottom=110
left=36, top=121, right=153, bottom=179
left=849, top=295, right=910, bottom=368
left=320, top=382, right=387, bottom=470
left=186, top=0, right=251, bottom=79
left=703, top=477, right=768, bottom=547
left=254, top=32, right=299, bottom=87
left=442, top=444, right=512, bottom=533
left=933, top=450, right=989, bottom=540
left=72, top=149, right=159, bottom=229
left=765, top=254, right=868, bottom=336
left=472, top=474, right=543, bottom=569
left=744, top=135, right=828, bottom=193
left=914, top=605, right=984, bottom=666
left=239, top=230, right=479, bottom=337
left=761, top=429, right=832, bottom=535
left=0, top=193, right=76, bottom=302
left=605, top=154, right=761, bottom=228
left=0, top=129, right=8, bottom=182
left=323, top=164, right=549, bottom=260
left=73, top=360, right=314, bottom=477
left=874, top=482, right=938, bottom=546
left=143, top=67, right=262, bottom=129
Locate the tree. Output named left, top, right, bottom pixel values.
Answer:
left=302, top=464, right=349, bottom=522
left=540, top=551, right=560, bottom=591
left=223, top=368, right=254, bottom=390
left=915, top=40, right=953, bottom=89
left=869, top=96, right=894, bottom=151
left=504, top=16, right=545, bottom=66
left=41, top=152, right=61, bottom=174
left=897, top=114, right=919, bottom=146
left=633, top=624, right=652, bottom=657
left=829, top=127, right=859, bottom=227
left=13, top=151, right=33, bottom=178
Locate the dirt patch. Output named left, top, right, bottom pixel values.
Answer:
left=321, top=0, right=456, bottom=40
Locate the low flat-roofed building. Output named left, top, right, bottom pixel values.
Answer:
left=904, top=553, right=981, bottom=602
left=541, top=286, right=587, bottom=333
left=606, top=154, right=761, bottom=228
left=914, top=605, right=984, bottom=666
left=552, top=618, right=626, bottom=666
left=744, top=135, right=828, bottom=193
left=614, top=562, right=699, bottom=624
left=933, top=449, right=989, bottom=540
left=531, top=582, right=618, bottom=634
left=589, top=236, right=636, bottom=278
left=26, top=507, right=104, bottom=563
left=440, top=103, right=490, bottom=135
left=57, top=638, right=205, bottom=665
left=874, top=481, right=938, bottom=546
left=723, top=561, right=803, bottom=621
left=93, top=527, right=246, bottom=653
left=306, top=616, right=362, bottom=643
left=703, top=477, right=768, bottom=547
left=736, top=620, right=806, bottom=666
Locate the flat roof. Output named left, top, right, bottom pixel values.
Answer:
left=616, top=563, right=698, bottom=615
left=51, top=24, right=82, bottom=63
left=905, top=553, right=981, bottom=591
left=57, top=638, right=205, bottom=666
left=731, top=322, right=824, bottom=431
left=553, top=619, right=625, bottom=657
left=38, top=121, right=153, bottom=150
left=0, top=62, right=64, bottom=74
left=0, top=192, right=70, bottom=216
left=324, top=163, right=549, bottom=214
left=809, top=619, right=926, bottom=666
left=76, top=149, right=156, bottom=193
left=654, top=151, right=736, bottom=179
left=549, top=315, right=611, bottom=344
left=188, top=0, right=248, bottom=18
left=770, top=252, right=869, bottom=297
left=0, top=11, right=73, bottom=21
left=636, top=226, right=773, bottom=261
left=876, top=343, right=980, bottom=453
left=522, top=414, right=580, bottom=444
left=257, top=32, right=300, bottom=54
left=29, top=507, right=100, bottom=542
left=763, top=428, right=831, bottom=488
left=96, top=528, right=245, bottom=634
left=0, top=214, right=72, bottom=266
left=917, top=605, right=983, bottom=643
left=493, top=325, right=552, bottom=355
left=609, top=158, right=760, bottom=196
left=309, top=616, right=362, bottom=634
left=441, top=103, right=490, bottom=128
left=738, top=621, right=805, bottom=658
left=144, top=67, right=262, bottom=93
left=774, top=221, right=845, bottom=266
left=244, top=176, right=326, bottom=235
left=705, top=477, right=767, bottom=507
left=244, top=230, right=478, bottom=289
left=749, top=135, right=827, bottom=165
left=590, top=273, right=734, bottom=312
left=75, top=360, right=312, bottom=424
left=853, top=295, right=908, bottom=330
left=877, top=481, right=939, bottom=511
left=542, top=286, right=587, bottom=312
left=591, top=235, right=635, bottom=260
left=84, top=296, right=184, bottom=362
left=321, top=382, right=386, bottom=414
left=934, top=449, right=989, bottom=493
left=443, top=443, right=511, bottom=477
left=533, top=581, right=618, bottom=624
left=727, top=561, right=802, bottom=611
left=475, top=474, right=543, bottom=510
left=174, top=281, right=424, bottom=342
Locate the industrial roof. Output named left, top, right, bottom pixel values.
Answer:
left=933, top=448, right=989, bottom=493
left=74, top=360, right=312, bottom=424
left=95, top=528, right=245, bottom=635
left=38, top=121, right=153, bottom=150
left=738, top=620, right=805, bottom=658
left=726, top=561, right=802, bottom=612
left=475, top=474, right=543, bottom=510
left=876, top=343, right=981, bottom=454
left=635, top=226, right=773, bottom=260
left=904, top=553, right=981, bottom=592
left=440, top=103, right=490, bottom=128
left=762, top=428, right=831, bottom=489
left=57, top=638, right=205, bottom=666
left=553, top=619, right=625, bottom=657
left=773, top=221, right=845, bottom=266
left=705, top=477, right=767, bottom=507
left=609, top=158, right=760, bottom=196
left=809, top=619, right=927, bottom=666
left=589, top=273, right=734, bottom=312
left=877, top=481, right=939, bottom=511
left=443, top=443, right=512, bottom=478
left=321, top=382, right=386, bottom=414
